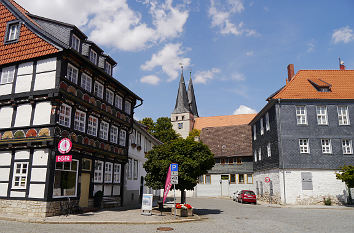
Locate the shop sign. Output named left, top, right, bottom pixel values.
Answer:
left=56, top=155, right=72, bottom=162
left=58, top=138, right=72, bottom=154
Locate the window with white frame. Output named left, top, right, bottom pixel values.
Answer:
left=133, top=160, right=138, bottom=179
left=74, top=110, right=86, bottom=132
left=12, top=162, right=28, bottom=189
left=104, top=162, right=113, bottom=183
left=137, top=132, right=141, bottom=146
left=338, top=106, right=350, bottom=125
left=6, top=23, right=20, bottom=41
left=253, top=125, right=256, bottom=140
left=342, top=139, right=353, bottom=155
left=267, top=143, right=271, bottom=157
left=94, top=81, right=104, bottom=99
left=99, top=121, right=109, bottom=140
left=260, top=118, right=264, bottom=135
left=94, top=160, right=103, bottom=183
left=119, top=129, right=126, bottom=146
left=115, top=95, right=123, bottom=110
left=296, top=106, right=307, bottom=125
left=113, top=164, right=121, bottom=183
left=59, top=104, right=72, bottom=127
left=106, top=89, right=114, bottom=105
left=258, top=148, right=262, bottom=161
left=265, top=112, right=270, bottom=131
left=205, top=174, right=211, bottom=184
left=125, top=100, right=131, bottom=115
left=0, top=66, right=15, bottom=84
left=316, top=106, right=328, bottom=125
left=130, top=129, right=136, bottom=145
left=81, top=73, right=92, bottom=92
left=321, top=139, right=332, bottom=154
left=87, top=115, right=98, bottom=136
left=71, top=34, right=80, bottom=51
left=254, top=150, right=257, bottom=162
left=127, top=158, right=132, bottom=179
left=66, top=63, right=78, bottom=84
left=110, top=125, right=118, bottom=144
left=53, top=160, right=78, bottom=197
left=299, top=139, right=310, bottom=153
left=89, top=49, right=97, bottom=64
left=105, top=62, right=112, bottom=75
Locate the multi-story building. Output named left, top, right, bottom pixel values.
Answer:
left=250, top=64, right=354, bottom=205
left=0, top=0, right=141, bottom=217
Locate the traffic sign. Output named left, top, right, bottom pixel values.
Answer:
left=171, top=171, right=178, bottom=176
left=171, top=164, right=178, bottom=172
left=265, top=177, right=271, bottom=183
left=171, top=175, right=178, bottom=184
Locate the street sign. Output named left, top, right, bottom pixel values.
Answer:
left=171, top=175, right=178, bottom=184
left=171, top=171, right=178, bottom=176
left=171, top=163, right=178, bottom=172
left=265, top=177, right=271, bottom=183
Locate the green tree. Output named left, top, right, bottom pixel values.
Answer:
left=139, top=117, right=179, bottom=143
left=140, top=117, right=155, bottom=135
left=144, top=138, right=215, bottom=203
left=186, top=129, right=201, bottom=141
left=336, top=165, right=354, bottom=204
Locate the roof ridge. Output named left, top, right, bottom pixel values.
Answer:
left=197, top=114, right=257, bottom=118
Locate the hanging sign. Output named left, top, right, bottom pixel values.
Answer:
left=58, top=138, right=72, bottom=154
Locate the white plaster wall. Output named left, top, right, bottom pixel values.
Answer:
left=10, top=191, right=25, bottom=198
left=14, top=104, right=32, bottom=127
left=33, top=71, right=56, bottom=91
left=30, top=168, right=47, bottom=182
left=171, top=113, right=192, bottom=139
left=0, top=106, right=13, bottom=129
left=0, top=84, right=12, bottom=96
left=0, top=151, right=12, bottom=165
left=14, top=150, right=30, bottom=160
left=28, top=184, right=45, bottom=199
left=93, top=184, right=103, bottom=195
left=17, top=62, right=33, bottom=75
left=113, top=185, right=120, bottom=195
left=15, top=74, right=32, bottom=93
left=33, top=102, right=51, bottom=125
left=0, top=168, right=10, bottom=181
left=36, top=58, right=56, bottom=73
left=104, top=185, right=112, bottom=196
left=0, top=183, right=8, bottom=196
left=254, top=169, right=282, bottom=198
left=32, top=149, right=48, bottom=166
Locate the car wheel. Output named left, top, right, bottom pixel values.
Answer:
left=241, top=199, right=243, bottom=204
left=253, top=201, right=257, bottom=205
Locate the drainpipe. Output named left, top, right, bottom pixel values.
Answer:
left=277, top=99, right=286, bottom=204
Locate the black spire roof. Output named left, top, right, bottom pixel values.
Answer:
left=188, top=74, right=199, bottom=117
left=172, top=71, right=190, bottom=114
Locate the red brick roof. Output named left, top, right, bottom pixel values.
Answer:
left=0, top=1, right=58, bottom=66
left=272, top=70, right=354, bottom=100
left=194, top=114, right=257, bottom=130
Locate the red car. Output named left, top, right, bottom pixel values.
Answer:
left=237, top=190, right=257, bottom=204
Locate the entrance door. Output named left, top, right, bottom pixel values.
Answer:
left=79, top=173, right=90, bottom=208
left=221, top=175, right=230, bottom=197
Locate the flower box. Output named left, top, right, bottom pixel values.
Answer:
left=171, top=207, right=188, bottom=217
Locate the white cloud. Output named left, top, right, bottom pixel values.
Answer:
left=141, top=43, right=190, bottom=81
left=231, top=72, right=245, bottom=81
left=233, top=105, right=257, bottom=115
left=208, top=0, right=256, bottom=36
left=332, top=26, right=354, bottom=44
left=306, top=40, right=315, bottom=53
left=17, top=0, right=189, bottom=51
left=245, top=51, right=254, bottom=56
left=140, top=75, right=161, bottom=85
left=194, top=68, right=220, bottom=84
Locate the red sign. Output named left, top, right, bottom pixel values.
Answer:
left=56, top=155, right=72, bottom=162
left=58, top=138, right=72, bottom=154
left=265, top=177, right=271, bottom=183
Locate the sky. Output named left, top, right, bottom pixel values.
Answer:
left=17, top=0, right=354, bottom=120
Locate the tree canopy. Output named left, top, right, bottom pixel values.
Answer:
left=336, top=165, right=354, bottom=204
left=186, top=129, right=201, bottom=141
left=140, top=117, right=180, bottom=143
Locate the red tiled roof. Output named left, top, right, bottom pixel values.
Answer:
left=0, top=1, right=58, bottom=66
left=194, top=114, right=257, bottom=130
left=272, top=70, right=354, bottom=100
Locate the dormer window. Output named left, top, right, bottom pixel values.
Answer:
left=89, top=49, right=97, bottom=64
left=308, top=78, right=331, bottom=92
left=105, top=62, right=112, bottom=76
left=5, top=22, right=20, bottom=42
left=71, top=34, right=80, bottom=52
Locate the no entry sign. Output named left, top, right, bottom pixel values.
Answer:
left=265, top=177, right=271, bottom=183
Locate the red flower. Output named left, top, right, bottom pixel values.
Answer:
left=184, top=204, right=192, bottom=209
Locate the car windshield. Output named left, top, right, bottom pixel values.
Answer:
left=244, top=191, right=255, bottom=195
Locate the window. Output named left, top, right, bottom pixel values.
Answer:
left=136, top=132, right=141, bottom=146
left=236, top=158, right=242, bottom=164
left=221, top=158, right=225, bottom=164
left=71, top=34, right=80, bottom=51
left=299, top=139, right=310, bottom=154
left=66, top=63, right=78, bottom=84
left=296, top=106, right=307, bottom=125
left=0, top=66, right=15, bottom=84
left=94, top=160, right=103, bottom=183
left=81, top=73, right=92, bottom=92
left=113, top=164, right=121, bottom=183
left=130, top=129, right=136, bottom=145
left=94, top=81, right=104, bottom=99
left=258, top=148, right=262, bottom=161
left=238, top=174, right=245, bottom=184
left=316, top=106, right=328, bottom=125
left=89, top=50, right=97, bottom=64
left=247, top=174, right=253, bottom=184
left=321, top=139, right=332, bottom=154
left=115, top=95, right=123, bottom=110
left=228, top=158, right=233, bottom=164
left=205, top=174, right=211, bottom=184
left=133, top=160, right=138, bottom=179
left=110, top=125, right=118, bottom=144
left=106, top=89, right=114, bottom=105
left=105, top=62, right=112, bottom=75
left=99, top=121, right=109, bottom=140
left=260, top=118, right=264, bottom=135
left=82, top=159, right=91, bottom=171
left=254, top=150, right=257, bottom=162
left=53, top=160, right=78, bottom=197
left=104, top=162, right=113, bottom=183
left=265, top=112, right=270, bottom=131
left=87, top=116, right=98, bottom=136
left=59, top=104, right=71, bottom=127
left=119, top=129, right=126, bottom=146
left=6, top=23, right=20, bottom=42
left=267, top=143, right=271, bottom=157
left=127, top=159, right=132, bottom=179
left=125, top=100, right=131, bottom=115
left=230, top=174, right=236, bottom=184
left=74, top=110, right=86, bottom=132
left=342, top=139, right=353, bottom=155
left=12, top=162, right=28, bottom=189
left=338, top=106, right=350, bottom=125
left=253, top=125, right=256, bottom=140
left=178, top=123, right=183, bottom=129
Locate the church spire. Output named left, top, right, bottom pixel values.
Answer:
left=172, top=66, right=190, bottom=114
left=188, top=71, right=199, bottom=117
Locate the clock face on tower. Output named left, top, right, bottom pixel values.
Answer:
left=58, top=138, right=72, bottom=154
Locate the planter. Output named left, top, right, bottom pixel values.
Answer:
left=171, top=207, right=193, bottom=217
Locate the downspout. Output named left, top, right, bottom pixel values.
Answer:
left=277, top=99, right=286, bottom=205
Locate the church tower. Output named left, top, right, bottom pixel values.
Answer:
left=171, top=69, right=198, bottom=138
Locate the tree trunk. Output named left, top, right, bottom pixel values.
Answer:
left=181, top=189, right=186, bottom=204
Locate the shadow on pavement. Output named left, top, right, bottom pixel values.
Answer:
left=193, top=208, right=222, bottom=215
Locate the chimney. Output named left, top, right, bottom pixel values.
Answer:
left=340, top=61, right=346, bottom=70
left=287, top=64, right=294, bottom=83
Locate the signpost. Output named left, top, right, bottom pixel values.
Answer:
left=170, top=163, right=178, bottom=218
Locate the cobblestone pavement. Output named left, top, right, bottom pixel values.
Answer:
left=1, top=197, right=354, bottom=233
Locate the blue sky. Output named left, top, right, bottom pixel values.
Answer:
left=17, top=0, right=354, bottom=120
